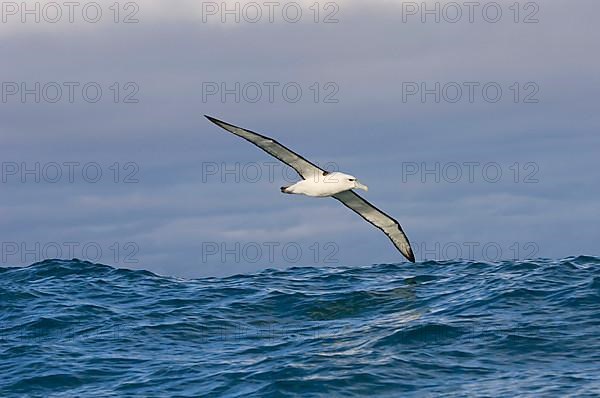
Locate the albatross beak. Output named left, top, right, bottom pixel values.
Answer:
left=355, top=181, right=368, bottom=191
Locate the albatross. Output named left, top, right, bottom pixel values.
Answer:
left=205, top=115, right=415, bottom=263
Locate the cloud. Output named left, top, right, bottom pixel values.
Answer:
left=1, top=0, right=599, bottom=276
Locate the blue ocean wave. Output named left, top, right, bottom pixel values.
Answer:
left=1, top=257, right=599, bottom=397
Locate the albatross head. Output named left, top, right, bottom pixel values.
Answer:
left=339, top=173, right=368, bottom=192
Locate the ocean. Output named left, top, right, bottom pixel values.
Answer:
left=1, top=257, right=599, bottom=397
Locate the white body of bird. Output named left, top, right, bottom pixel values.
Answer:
left=281, top=172, right=369, bottom=197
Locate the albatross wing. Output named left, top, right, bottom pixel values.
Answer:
left=333, top=190, right=415, bottom=262
left=205, top=115, right=325, bottom=180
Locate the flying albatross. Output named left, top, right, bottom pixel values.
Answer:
left=205, top=115, right=415, bottom=262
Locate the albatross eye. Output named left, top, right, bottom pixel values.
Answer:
left=348, top=178, right=356, bottom=181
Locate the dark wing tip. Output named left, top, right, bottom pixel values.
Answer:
left=205, top=115, right=245, bottom=133
left=205, top=115, right=223, bottom=125
left=406, top=249, right=416, bottom=263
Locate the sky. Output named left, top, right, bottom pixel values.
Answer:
left=1, top=0, right=599, bottom=277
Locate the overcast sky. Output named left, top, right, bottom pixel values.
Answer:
left=1, top=0, right=598, bottom=277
